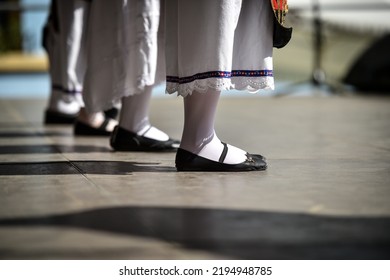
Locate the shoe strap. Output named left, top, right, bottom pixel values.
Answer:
left=219, top=142, right=228, bottom=163
left=98, top=118, right=110, bottom=131
left=138, top=125, right=152, bottom=136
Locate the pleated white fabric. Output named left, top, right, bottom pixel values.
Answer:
left=44, top=0, right=88, bottom=95
left=165, top=0, right=275, bottom=97
left=83, top=0, right=164, bottom=113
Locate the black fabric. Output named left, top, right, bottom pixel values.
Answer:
left=273, top=18, right=293, bottom=49
left=343, top=34, right=390, bottom=93
left=269, top=0, right=293, bottom=49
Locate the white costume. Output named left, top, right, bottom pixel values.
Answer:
left=83, top=0, right=164, bottom=113
left=165, top=0, right=274, bottom=97
left=43, top=0, right=89, bottom=114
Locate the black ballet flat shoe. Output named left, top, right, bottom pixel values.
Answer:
left=175, top=143, right=267, bottom=172
left=110, top=125, right=180, bottom=152
left=74, top=118, right=113, bottom=136
left=44, top=109, right=78, bottom=124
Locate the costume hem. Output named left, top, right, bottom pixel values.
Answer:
left=166, top=76, right=275, bottom=97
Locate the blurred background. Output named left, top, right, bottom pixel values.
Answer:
left=0, top=0, right=389, bottom=98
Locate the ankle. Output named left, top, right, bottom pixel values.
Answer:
left=119, top=117, right=150, bottom=135
left=118, top=124, right=170, bottom=142
left=185, top=134, right=247, bottom=164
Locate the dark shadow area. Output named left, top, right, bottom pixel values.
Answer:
left=344, top=34, right=390, bottom=94
left=0, top=161, right=175, bottom=175
left=72, top=161, right=176, bottom=174
left=0, top=161, right=78, bottom=175
left=0, top=131, right=71, bottom=138
left=0, top=206, right=389, bottom=259
left=0, top=144, right=111, bottom=154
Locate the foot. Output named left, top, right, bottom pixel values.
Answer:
left=110, top=125, right=180, bottom=152
left=54, top=92, right=83, bottom=115
left=175, top=146, right=267, bottom=172
left=44, top=92, right=82, bottom=124
left=176, top=134, right=266, bottom=171
left=74, top=111, right=118, bottom=136
left=196, top=134, right=248, bottom=164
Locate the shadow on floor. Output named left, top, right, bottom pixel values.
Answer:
left=0, top=161, right=176, bottom=175
left=0, top=206, right=389, bottom=259
left=0, top=145, right=111, bottom=154
left=0, top=131, right=71, bottom=138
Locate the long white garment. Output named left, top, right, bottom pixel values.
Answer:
left=165, top=0, right=274, bottom=97
left=83, top=0, right=164, bottom=113
left=43, top=0, right=88, bottom=96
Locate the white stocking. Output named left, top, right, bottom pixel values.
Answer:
left=180, top=90, right=246, bottom=164
left=119, top=86, right=169, bottom=141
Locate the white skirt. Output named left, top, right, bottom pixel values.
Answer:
left=83, top=0, right=164, bottom=112
left=165, top=0, right=274, bottom=97
left=44, top=0, right=88, bottom=95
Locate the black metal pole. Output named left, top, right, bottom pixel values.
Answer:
left=312, top=0, right=326, bottom=85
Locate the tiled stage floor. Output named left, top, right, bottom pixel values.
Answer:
left=0, top=95, right=389, bottom=259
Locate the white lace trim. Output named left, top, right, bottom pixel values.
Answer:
left=166, top=76, right=274, bottom=97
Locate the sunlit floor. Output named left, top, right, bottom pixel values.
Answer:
left=0, top=93, right=389, bottom=259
